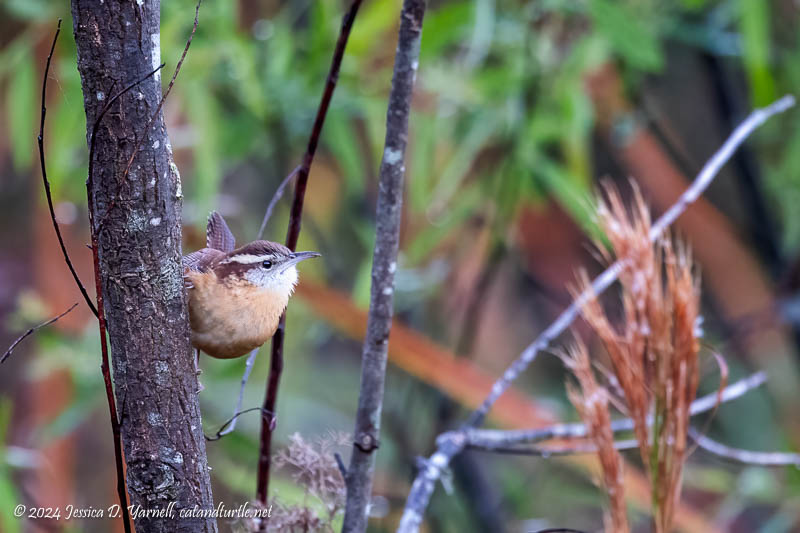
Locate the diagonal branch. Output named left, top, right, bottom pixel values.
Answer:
left=0, top=303, right=78, bottom=365
left=255, top=0, right=364, bottom=507
left=465, top=97, right=794, bottom=431
left=257, top=165, right=300, bottom=240
left=396, top=95, right=796, bottom=533
left=476, top=439, right=640, bottom=457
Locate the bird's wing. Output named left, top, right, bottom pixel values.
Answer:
left=206, top=211, right=236, bottom=253
left=184, top=248, right=225, bottom=272
left=183, top=248, right=225, bottom=288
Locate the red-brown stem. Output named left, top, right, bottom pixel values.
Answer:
left=255, top=322, right=284, bottom=504
left=255, top=0, right=364, bottom=507
left=38, top=19, right=98, bottom=318
left=88, top=228, right=131, bottom=533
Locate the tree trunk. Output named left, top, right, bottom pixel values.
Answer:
left=70, top=1, right=216, bottom=531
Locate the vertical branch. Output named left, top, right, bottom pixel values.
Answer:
left=71, top=2, right=216, bottom=532
left=255, top=0, right=364, bottom=505
left=342, top=1, right=426, bottom=531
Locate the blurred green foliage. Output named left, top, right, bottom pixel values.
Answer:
left=1, top=0, right=794, bottom=255
left=3, top=0, right=800, bottom=531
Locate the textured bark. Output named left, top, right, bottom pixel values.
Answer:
left=342, top=1, right=426, bottom=531
left=70, top=1, right=216, bottom=532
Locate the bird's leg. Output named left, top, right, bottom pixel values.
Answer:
left=194, top=348, right=204, bottom=393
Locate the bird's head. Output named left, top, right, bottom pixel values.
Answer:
left=214, top=240, right=320, bottom=294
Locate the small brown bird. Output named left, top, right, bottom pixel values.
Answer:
left=183, top=212, right=319, bottom=359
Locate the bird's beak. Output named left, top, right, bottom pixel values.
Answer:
left=283, top=251, right=321, bottom=269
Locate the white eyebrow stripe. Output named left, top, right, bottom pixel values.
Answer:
left=221, top=254, right=275, bottom=265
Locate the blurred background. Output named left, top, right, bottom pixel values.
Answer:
left=2, top=0, right=800, bottom=531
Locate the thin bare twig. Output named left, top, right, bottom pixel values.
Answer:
left=121, top=0, right=201, bottom=183
left=342, top=1, right=426, bottom=530
left=1, top=303, right=78, bottom=364
left=38, top=19, right=98, bottom=318
left=217, top=348, right=259, bottom=437
left=689, top=428, right=800, bottom=466
left=257, top=165, right=300, bottom=240
left=255, top=0, right=364, bottom=507
left=396, top=96, right=796, bottom=533
left=335, top=452, right=348, bottom=479
left=88, top=65, right=167, bottom=189
left=206, top=406, right=272, bottom=441
left=534, top=529, right=590, bottom=533
left=87, top=230, right=130, bottom=533
left=475, top=438, right=639, bottom=457
left=461, top=371, right=766, bottom=453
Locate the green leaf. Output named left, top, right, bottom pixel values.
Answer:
left=406, top=181, right=483, bottom=263
left=532, top=153, right=600, bottom=241
left=3, top=0, right=55, bottom=20
left=352, top=258, right=373, bottom=308
left=0, top=399, right=20, bottom=533
left=7, top=48, right=36, bottom=171
left=324, top=110, right=365, bottom=196
left=678, top=0, right=708, bottom=10
left=408, top=113, right=436, bottom=213
left=428, top=113, right=498, bottom=212
left=0, top=469, right=19, bottom=533
left=419, top=2, right=472, bottom=60
left=184, top=81, right=221, bottom=218
left=589, top=0, right=663, bottom=72
left=739, top=0, right=775, bottom=106
left=347, top=0, right=401, bottom=58
left=47, top=59, right=87, bottom=200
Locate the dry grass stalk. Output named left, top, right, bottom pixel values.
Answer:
left=273, top=432, right=349, bottom=517
left=235, top=432, right=349, bottom=532
left=576, top=183, right=701, bottom=533
left=563, top=342, right=630, bottom=533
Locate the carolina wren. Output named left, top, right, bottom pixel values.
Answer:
left=183, top=212, right=319, bottom=359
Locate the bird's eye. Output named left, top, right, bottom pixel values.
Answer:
left=262, top=260, right=273, bottom=269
